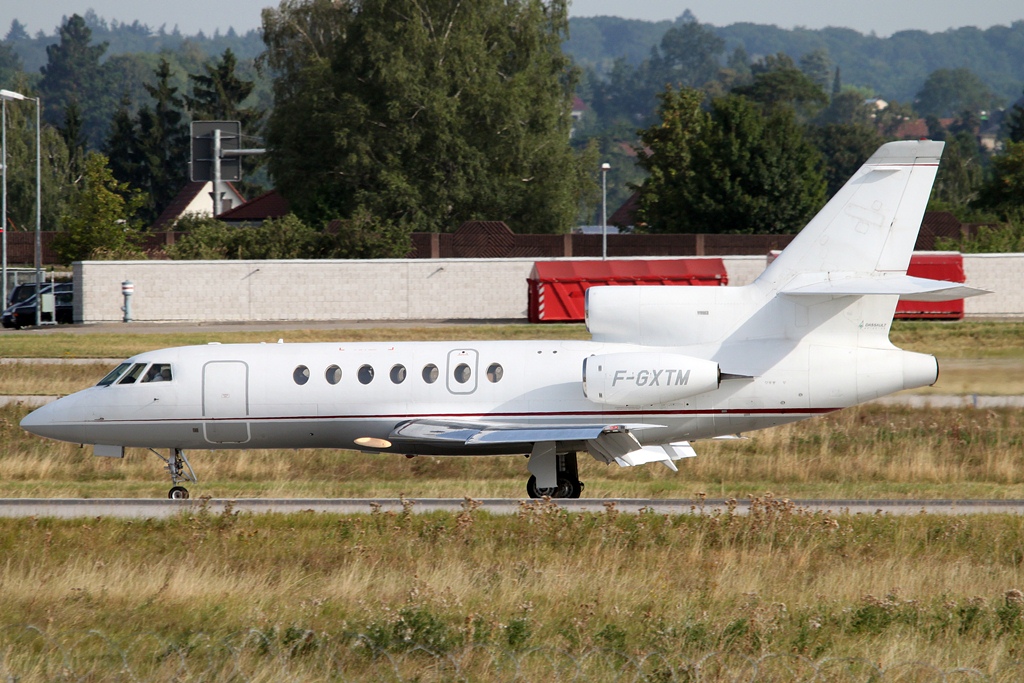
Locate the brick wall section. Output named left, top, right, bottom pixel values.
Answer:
left=73, top=254, right=1023, bottom=323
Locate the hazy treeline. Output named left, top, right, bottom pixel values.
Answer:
left=566, top=13, right=1024, bottom=104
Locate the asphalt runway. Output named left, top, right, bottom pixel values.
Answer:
left=0, top=497, right=1023, bottom=518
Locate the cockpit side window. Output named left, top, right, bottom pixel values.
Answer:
left=97, top=362, right=132, bottom=386
left=118, top=363, right=148, bottom=385
left=141, top=363, right=173, bottom=383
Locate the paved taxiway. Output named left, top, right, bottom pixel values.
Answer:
left=0, top=498, right=1023, bottom=518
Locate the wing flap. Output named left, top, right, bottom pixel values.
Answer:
left=613, top=441, right=698, bottom=471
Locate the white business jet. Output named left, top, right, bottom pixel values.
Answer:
left=21, top=140, right=986, bottom=499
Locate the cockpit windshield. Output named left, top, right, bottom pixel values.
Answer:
left=97, top=362, right=174, bottom=386
left=97, top=362, right=132, bottom=386
left=118, top=363, right=148, bottom=384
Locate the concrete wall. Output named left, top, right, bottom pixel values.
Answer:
left=74, top=254, right=1024, bottom=324
left=75, top=259, right=539, bottom=323
left=962, top=254, right=1024, bottom=318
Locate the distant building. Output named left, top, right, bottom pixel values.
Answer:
left=217, top=190, right=291, bottom=226
left=151, top=181, right=246, bottom=230
left=570, top=96, right=589, bottom=138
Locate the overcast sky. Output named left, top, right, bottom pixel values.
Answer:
left=1, top=0, right=1022, bottom=38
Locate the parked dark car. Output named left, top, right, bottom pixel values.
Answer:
left=2, top=283, right=74, bottom=329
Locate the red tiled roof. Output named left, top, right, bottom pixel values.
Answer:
left=608, top=190, right=639, bottom=228
left=218, top=189, right=290, bottom=222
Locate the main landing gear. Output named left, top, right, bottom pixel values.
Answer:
left=526, top=450, right=584, bottom=499
left=149, top=448, right=197, bottom=499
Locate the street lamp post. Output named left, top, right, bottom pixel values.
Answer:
left=0, top=89, right=28, bottom=310
left=0, top=89, right=38, bottom=322
left=600, top=162, right=610, bottom=260
left=33, top=96, right=40, bottom=327
left=1, top=96, right=8, bottom=310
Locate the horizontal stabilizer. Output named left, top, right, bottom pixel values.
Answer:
left=780, top=274, right=989, bottom=302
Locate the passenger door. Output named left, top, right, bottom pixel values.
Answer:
left=202, top=361, right=250, bottom=444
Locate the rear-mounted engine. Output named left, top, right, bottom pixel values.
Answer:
left=583, top=352, right=720, bottom=406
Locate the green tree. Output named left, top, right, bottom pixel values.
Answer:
left=261, top=0, right=592, bottom=245
left=915, top=68, right=998, bottom=118
left=650, top=12, right=725, bottom=89
left=633, top=86, right=708, bottom=232
left=929, top=132, right=984, bottom=210
left=805, top=123, right=883, bottom=197
left=974, top=141, right=1024, bottom=220
left=815, top=89, right=874, bottom=126
left=1005, top=91, right=1024, bottom=144
left=59, top=99, right=87, bottom=182
left=732, top=53, right=828, bottom=120
left=0, top=40, right=22, bottom=84
left=1, top=82, right=74, bottom=234
left=52, top=151, right=145, bottom=264
left=135, top=59, right=191, bottom=222
left=636, top=91, right=826, bottom=234
left=37, top=14, right=114, bottom=147
left=185, top=48, right=261, bottom=129
left=799, top=48, right=832, bottom=92
left=103, top=96, right=145, bottom=192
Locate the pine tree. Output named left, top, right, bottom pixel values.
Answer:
left=185, top=48, right=260, bottom=130
left=135, top=59, right=190, bottom=222
left=37, top=14, right=113, bottom=147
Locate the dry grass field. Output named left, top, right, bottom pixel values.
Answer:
left=1, top=504, right=1024, bottom=680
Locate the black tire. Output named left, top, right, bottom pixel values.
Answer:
left=168, top=486, right=189, bottom=500
left=526, top=475, right=580, bottom=499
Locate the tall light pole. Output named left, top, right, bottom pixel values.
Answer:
left=34, top=95, right=41, bottom=327
left=0, top=88, right=29, bottom=309
left=600, top=162, right=610, bottom=260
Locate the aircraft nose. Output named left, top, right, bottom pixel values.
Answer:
left=20, top=399, right=61, bottom=438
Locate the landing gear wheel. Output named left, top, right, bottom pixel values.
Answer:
left=168, top=486, right=189, bottom=500
left=151, top=448, right=198, bottom=499
left=526, top=475, right=583, bottom=499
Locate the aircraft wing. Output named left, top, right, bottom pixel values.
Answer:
left=389, top=419, right=690, bottom=471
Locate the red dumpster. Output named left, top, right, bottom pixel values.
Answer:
left=895, top=252, right=966, bottom=320
left=528, top=259, right=727, bottom=323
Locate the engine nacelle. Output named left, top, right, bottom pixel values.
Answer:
left=583, top=352, right=720, bottom=406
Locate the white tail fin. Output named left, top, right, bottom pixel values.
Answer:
left=757, top=140, right=944, bottom=290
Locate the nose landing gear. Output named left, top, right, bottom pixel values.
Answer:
left=149, top=448, right=197, bottom=499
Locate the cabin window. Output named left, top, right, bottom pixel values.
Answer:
left=422, top=364, right=439, bottom=384
left=454, top=363, right=472, bottom=384
left=97, top=362, right=132, bottom=386
left=390, top=364, right=407, bottom=384
left=326, top=365, right=342, bottom=385
left=486, top=363, right=503, bottom=383
left=118, top=363, right=148, bottom=385
left=358, top=364, right=375, bottom=384
left=293, top=365, right=310, bottom=385
left=141, top=363, right=172, bottom=383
